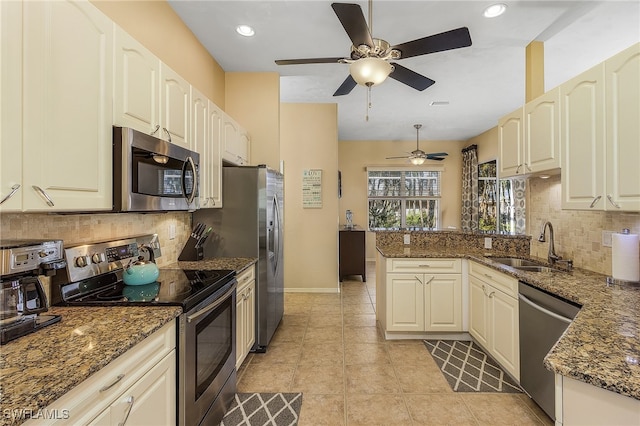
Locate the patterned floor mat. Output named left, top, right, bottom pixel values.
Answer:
left=221, top=393, right=303, bottom=426
left=424, top=340, right=522, bottom=393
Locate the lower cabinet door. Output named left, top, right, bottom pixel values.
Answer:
left=425, top=274, right=462, bottom=332
left=489, top=289, right=520, bottom=380
left=91, top=350, right=176, bottom=426
left=243, top=281, right=256, bottom=356
left=386, top=274, right=425, bottom=332
left=469, top=276, right=489, bottom=348
left=235, top=289, right=246, bottom=369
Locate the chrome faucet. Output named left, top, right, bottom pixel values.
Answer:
left=538, top=221, right=573, bottom=269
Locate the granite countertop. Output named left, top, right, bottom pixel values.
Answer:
left=378, top=245, right=640, bottom=401
left=0, top=257, right=256, bottom=426
left=0, top=306, right=181, bottom=426
left=173, top=257, right=257, bottom=274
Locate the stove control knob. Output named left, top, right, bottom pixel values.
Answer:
left=74, top=256, right=89, bottom=268
left=91, top=253, right=106, bottom=264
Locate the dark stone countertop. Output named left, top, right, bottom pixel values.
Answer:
left=377, top=245, right=640, bottom=401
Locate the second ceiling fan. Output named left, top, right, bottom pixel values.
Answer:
left=386, top=124, right=448, bottom=165
left=275, top=2, right=472, bottom=96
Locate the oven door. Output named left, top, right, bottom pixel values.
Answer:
left=179, top=281, right=236, bottom=426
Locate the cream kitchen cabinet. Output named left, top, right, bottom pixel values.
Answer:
left=20, top=0, right=113, bottom=211
left=160, top=63, right=190, bottom=149
left=468, top=261, right=519, bottom=380
left=379, top=258, right=462, bottom=335
left=604, top=43, right=640, bottom=211
left=27, top=321, right=176, bottom=425
left=0, top=0, right=22, bottom=211
left=113, top=27, right=160, bottom=138
left=114, top=26, right=191, bottom=150
left=222, top=114, right=250, bottom=166
left=560, top=63, right=606, bottom=210
left=236, top=265, right=256, bottom=369
left=194, top=99, right=223, bottom=208
left=499, top=87, right=561, bottom=178
left=562, top=43, right=640, bottom=211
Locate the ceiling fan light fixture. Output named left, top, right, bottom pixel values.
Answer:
left=235, top=24, right=255, bottom=37
left=349, top=57, right=392, bottom=86
left=483, top=3, right=507, bottom=18
left=410, top=156, right=426, bottom=165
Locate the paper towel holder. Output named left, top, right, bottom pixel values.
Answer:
left=607, top=228, right=640, bottom=287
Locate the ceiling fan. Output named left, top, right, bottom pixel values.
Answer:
left=386, top=124, right=448, bottom=165
left=275, top=1, right=472, bottom=96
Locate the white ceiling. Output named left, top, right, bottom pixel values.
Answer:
left=168, top=0, right=640, bottom=142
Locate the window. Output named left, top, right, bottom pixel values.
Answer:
left=478, top=160, right=523, bottom=233
left=368, top=169, right=441, bottom=230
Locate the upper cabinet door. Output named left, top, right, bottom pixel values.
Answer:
left=191, top=87, right=209, bottom=206
left=208, top=101, right=223, bottom=208
left=0, top=1, right=23, bottom=212
left=605, top=43, right=640, bottom=211
left=498, top=108, right=524, bottom=177
left=560, top=64, right=606, bottom=210
left=524, top=87, right=561, bottom=174
left=114, top=27, right=160, bottom=135
left=160, top=63, right=190, bottom=149
left=22, top=0, right=113, bottom=211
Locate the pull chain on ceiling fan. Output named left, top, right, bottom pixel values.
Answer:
left=386, top=124, right=448, bottom=165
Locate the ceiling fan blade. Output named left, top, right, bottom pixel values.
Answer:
left=275, top=57, right=345, bottom=65
left=392, top=27, right=472, bottom=59
left=333, top=74, right=358, bottom=96
left=331, top=3, right=374, bottom=48
left=389, top=63, right=435, bottom=91
left=426, top=152, right=448, bottom=157
left=385, top=155, right=411, bottom=159
left=426, top=156, right=446, bottom=161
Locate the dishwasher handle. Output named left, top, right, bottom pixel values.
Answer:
left=518, top=293, right=573, bottom=324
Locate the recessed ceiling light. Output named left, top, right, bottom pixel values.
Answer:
left=236, top=25, right=255, bottom=37
left=483, top=3, right=507, bottom=18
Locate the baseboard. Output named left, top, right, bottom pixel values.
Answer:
left=383, top=331, right=472, bottom=341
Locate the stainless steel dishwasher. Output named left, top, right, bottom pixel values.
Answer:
left=518, top=281, right=581, bottom=421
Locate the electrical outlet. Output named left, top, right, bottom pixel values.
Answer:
left=484, top=237, right=492, bottom=249
left=169, top=222, right=176, bottom=240
left=403, top=234, right=411, bottom=245
left=602, top=230, right=613, bottom=247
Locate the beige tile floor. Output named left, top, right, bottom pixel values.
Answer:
left=237, top=262, right=553, bottom=425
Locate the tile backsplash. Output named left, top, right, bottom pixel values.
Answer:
left=528, top=175, right=640, bottom=276
left=0, top=212, right=192, bottom=267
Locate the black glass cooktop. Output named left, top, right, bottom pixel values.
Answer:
left=59, top=268, right=235, bottom=311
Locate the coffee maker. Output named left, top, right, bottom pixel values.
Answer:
left=0, top=239, right=66, bottom=344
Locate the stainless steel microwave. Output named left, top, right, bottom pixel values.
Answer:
left=113, top=127, right=199, bottom=212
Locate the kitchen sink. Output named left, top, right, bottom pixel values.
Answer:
left=487, top=257, right=544, bottom=267
left=487, top=257, right=561, bottom=272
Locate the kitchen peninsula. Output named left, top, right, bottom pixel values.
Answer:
left=376, top=230, right=640, bottom=424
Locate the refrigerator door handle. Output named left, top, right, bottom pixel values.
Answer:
left=273, top=194, right=282, bottom=276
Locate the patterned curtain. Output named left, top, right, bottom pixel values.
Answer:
left=461, top=145, right=479, bottom=231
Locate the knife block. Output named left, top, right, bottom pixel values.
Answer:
left=178, top=237, right=204, bottom=261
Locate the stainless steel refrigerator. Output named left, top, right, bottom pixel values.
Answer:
left=193, top=165, right=284, bottom=352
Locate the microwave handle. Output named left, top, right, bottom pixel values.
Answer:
left=181, top=156, right=198, bottom=205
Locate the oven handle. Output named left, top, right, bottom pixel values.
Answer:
left=187, top=284, right=235, bottom=323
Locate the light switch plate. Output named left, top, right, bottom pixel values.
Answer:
left=602, top=230, right=613, bottom=247
left=484, top=237, right=492, bottom=249
left=169, top=222, right=176, bottom=240
left=403, top=234, right=411, bottom=245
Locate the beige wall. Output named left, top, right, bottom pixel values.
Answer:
left=225, top=72, right=281, bottom=170
left=91, top=0, right=225, bottom=107
left=468, top=126, right=499, bottom=165
left=281, top=103, right=339, bottom=292
left=338, top=139, right=467, bottom=260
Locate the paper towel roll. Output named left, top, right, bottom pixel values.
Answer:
left=612, top=231, right=640, bottom=282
